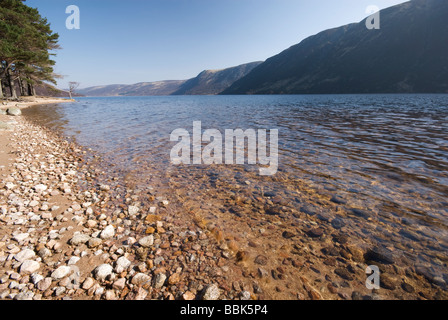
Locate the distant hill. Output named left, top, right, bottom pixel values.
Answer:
left=222, top=0, right=448, bottom=94
left=76, top=80, right=186, bottom=97
left=77, top=62, right=263, bottom=96
left=172, top=62, right=263, bottom=95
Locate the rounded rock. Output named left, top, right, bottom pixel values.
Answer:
left=94, top=264, right=113, bottom=281
left=365, top=246, right=395, bottom=265
left=82, top=277, right=95, bottom=290
left=138, top=235, right=154, bottom=248
left=128, top=206, right=139, bottom=215
left=37, top=278, right=52, bottom=291
left=51, top=266, right=71, bottom=280
left=88, top=238, right=102, bottom=248
left=115, top=256, right=131, bottom=273
left=153, top=273, right=166, bottom=289
left=19, top=260, right=40, bottom=274
left=14, top=249, right=36, bottom=263
left=202, top=284, right=221, bottom=300
left=100, top=225, right=115, bottom=240
left=69, top=234, right=91, bottom=246
left=6, top=107, right=22, bottom=116
left=132, top=273, right=151, bottom=286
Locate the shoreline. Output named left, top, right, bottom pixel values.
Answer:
left=0, top=98, right=447, bottom=301
left=1, top=96, right=73, bottom=110
left=0, top=101, right=237, bottom=300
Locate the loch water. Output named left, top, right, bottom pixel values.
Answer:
left=23, top=94, right=448, bottom=284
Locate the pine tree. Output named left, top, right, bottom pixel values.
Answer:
left=0, top=0, right=60, bottom=99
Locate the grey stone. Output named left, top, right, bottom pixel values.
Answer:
left=105, top=290, right=116, bottom=300
left=128, top=205, right=139, bottom=215
left=13, top=233, right=29, bottom=242
left=153, top=273, right=166, bottom=289
left=138, top=235, right=154, bottom=248
left=99, top=185, right=110, bottom=191
left=38, top=247, right=51, bottom=258
left=330, top=195, right=347, bottom=204
left=112, top=278, right=126, bottom=290
left=88, top=238, right=102, bottom=248
left=6, top=107, right=21, bottom=116
left=258, top=267, right=269, bottom=278
left=51, top=266, right=71, bottom=280
left=331, top=218, right=345, bottom=229
left=67, top=256, right=80, bottom=265
left=132, top=273, right=151, bottom=286
left=31, top=273, right=44, bottom=285
left=33, top=184, right=47, bottom=193
left=69, top=234, right=91, bottom=246
left=365, top=246, right=396, bottom=265
left=14, top=249, right=36, bottom=263
left=351, top=208, right=371, bottom=219
left=202, top=284, right=221, bottom=300
left=54, top=286, right=66, bottom=296
left=115, top=256, right=131, bottom=273
left=254, top=255, right=268, bottom=266
left=94, top=264, right=113, bottom=281
left=334, top=268, right=354, bottom=281
left=37, top=278, right=52, bottom=291
left=300, top=205, right=317, bottom=216
left=14, top=292, right=34, bottom=300
left=133, top=287, right=148, bottom=300
left=100, top=225, right=115, bottom=240
left=9, top=272, right=20, bottom=280
left=95, top=286, right=104, bottom=296
left=19, top=260, right=40, bottom=274
left=240, top=291, right=251, bottom=300
left=82, top=277, right=95, bottom=290
left=0, top=290, right=10, bottom=299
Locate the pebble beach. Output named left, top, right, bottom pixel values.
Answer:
left=0, top=99, right=251, bottom=300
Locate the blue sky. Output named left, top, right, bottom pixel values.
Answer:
left=26, top=0, right=409, bottom=89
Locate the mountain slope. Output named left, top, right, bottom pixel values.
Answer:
left=222, top=0, right=448, bottom=94
left=77, top=62, right=263, bottom=96
left=172, top=62, right=263, bottom=95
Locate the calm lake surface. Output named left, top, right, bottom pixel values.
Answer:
left=23, top=94, right=448, bottom=281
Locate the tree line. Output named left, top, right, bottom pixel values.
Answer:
left=0, top=0, right=59, bottom=99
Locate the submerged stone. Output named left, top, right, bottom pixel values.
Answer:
left=364, top=246, right=396, bottom=264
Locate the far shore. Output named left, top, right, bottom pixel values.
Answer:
left=1, top=96, right=73, bottom=110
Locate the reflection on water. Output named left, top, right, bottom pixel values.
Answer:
left=23, top=94, right=448, bottom=283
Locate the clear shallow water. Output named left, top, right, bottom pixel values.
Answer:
left=24, top=94, right=448, bottom=278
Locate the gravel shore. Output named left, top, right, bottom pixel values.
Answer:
left=0, top=101, right=234, bottom=300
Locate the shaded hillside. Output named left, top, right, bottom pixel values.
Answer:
left=223, top=0, right=448, bottom=94
left=77, top=62, right=262, bottom=96
left=34, top=83, right=75, bottom=97
left=172, top=62, right=263, bottom=95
